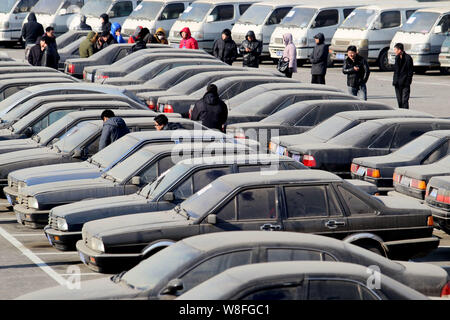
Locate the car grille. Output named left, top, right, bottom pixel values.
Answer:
left=274, top=37, right=283, bottom=45
left=334, top=39, right=350, bottom=46
left=16, top=195, right=30, bottom=208
left=48, top=214, right=58, bottom=230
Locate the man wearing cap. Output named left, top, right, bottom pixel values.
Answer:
left=191, top=84, right=228, bottom=132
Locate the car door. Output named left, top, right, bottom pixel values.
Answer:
left=309, top=9, right=340, bottom=46
left=204, top=4, right=235, bottom=43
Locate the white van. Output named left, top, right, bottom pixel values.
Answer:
left=231, top=0, right=301, bottom=55
left=0, top=0, right=39, bottom=43
left=268, top=1, right=367, bottom=66
left=168, top=0, right=258, bottom=52
left=330, top=2, right=436, bottom=71
left=122, top=0, right=191, bottom=36
left=388, top=6, right=450, bottom=74
left=67, top=0, right=141, bottom=32
left=439, top=34, right=450, bottom=72
left=24, top=0, right=84, bottom=36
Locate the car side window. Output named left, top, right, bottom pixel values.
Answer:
left=4, top=86, right=26, bottom=99
left=313, top=9, right=339, bottom=28
left=422, top=140, right=450, bottom=165
left=284, top=186, right=328, bottom=218
left=307, top=280, right=379, bottom=300
left=239, top=4, right=251, bottom=15
left=380, top=11, right=401, bottom=29
left=115, top=49, right=129, bottom=62
left=266, top=7, right=292, bottom=25
left=271, top=97, right=295, bottom=114
left=405, top=10, right=416, bottom=20
left=173, top=178, right=193, bottom=201
left=437, top=15, right=450, bottom=34
left=159, top=3, right=185, bottom=20
left=242, top=285, right=301, bottom=300
left=157, top=156, right=175, bottom=176
left=368, top=125, right=395, bottom=149
left=84, top=136, right=100, bottom=157
left=31, top=110, right=72, bottom=135
left=391, top=124, right=432, bottom=149
left=338, top=186, right=376, bottom=215
left=266, top=249, right=322, bottom=262
left=238, top=164, right=280, bottom=173
left=214, top=197, right=236, bottom=221
left=343, top=8, right=355, bottom=19
left=294, top=107, right=319, bottom=126
left=179, top=250, right=252, bottom=294
left=209, top=5, right=234, bottom=22
left=192, top=167, right=232, bottom=193
left=237, top=187, right=276, bottom=220
left=318, top=105, right=353, bottom=123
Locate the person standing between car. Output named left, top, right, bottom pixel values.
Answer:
left=150, top=28, right=168, bottom=44
left=310, top=33, right=329, bottom=84
left=281, top=33, right=297, bottom=78
left=342, top=45, right=370, bottom=100
left=100, top=13, right=112, bottom=33
left=21, top=12, right=44, bottom=46
left=130, top=28, right=150, bottom=53
left=128, top=26, right=143, bottom=44
left=191, top=84, right=228, bottom=132
left=213, top=29, right=237, bottom=65
left=179, top=27, right=198, bottom=49
left=77, top=15, right=92, bottom=30
left=96, top=30, right=117, bottom=51
left=111, top=22, right=126, bottom=44
left=44, top=26, right=60, bottom=69
left=392, top=43, right=414, bottom=109
left=79, top=31, right=98, bottom=58
left=28, top=36, right=46, bottom=66
left=239, top=31, right=262, bottom=68
left=99, top=110, right=130, bottom=150
left=154, top=114, right=182, bottom=131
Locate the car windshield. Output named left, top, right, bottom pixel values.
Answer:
left=237, top=4, right=272, bottom=25
left=179, top=183, right=221, bottom=219
left=401, top=12, right=440, bottom=33
left=328, top=121, right=384, bottom=146
left=393, top=134, right=440, bottom=158
left=91, top=134, right=140, bottom=169
left=106, top=148, right=156, bottom=183
left=80, top=0, right=111, bottom=17
left=128, top=1, right=163, bottom=20
left=121, top=241, right=201, bottom=290
left=35, top=113, right=77, bottom=145
left=280, top=7, right=316, bottom=28
left=141, top=162, right=191, bottom=199
left=53, top=121, right=99, bottom=153
left=340, top=9, right=378, bottom=29
left=178, top=3, right=212, bottom=22
left=307, top=116, right=355, bottom=141
left=260, top=107, right=298, bottom=125
left=0, top=0, right=18, bottom=13
left=32, top=0, right=63, bottom=14
left=0, top=98, right=38, bottom=123
left=0, top=89, right=32, bottom=116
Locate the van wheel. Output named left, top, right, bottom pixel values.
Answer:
left=414, top=66, right=427, bottom=74
left=327, top=55, right=334, bottom=68
left=378, top=49, right=393, bottom=71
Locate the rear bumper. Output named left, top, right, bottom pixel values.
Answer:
left=427, top=206, right=450, bottom=234
left=350, top=173, right=393, bottom=190
left=384, top=236, right=440, bottom=260
left=393, top=182, right=425, bottom=200
left=44, top=226, right=82, bottom=251
left=13, top=204, right=49, bottom=229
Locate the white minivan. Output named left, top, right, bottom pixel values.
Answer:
left=122, top=0, right=191, bottom=36
left=0, top=0, right=39, bottom=43
left=330, top=2, right=435, bottom=71
left=23, top=0, right=85, bottom=36
left=168, top=0, right=258, bottom=52
left=388, top=6, right=450, bottom=74
left=67, top=0, right=141, bottom=32
left=231, top=0, right=301, bottom=55
left=268, top=1, right=367, bottom=66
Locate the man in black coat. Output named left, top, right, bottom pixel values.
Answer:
left=213, top=29, right=237, bottom=65
left=96, top=30, right=117, bottom=51
left=310, top=33, right=328, bottom=84
left=342, top=45, right=370, bottom=100
left=77, top=15, right=92, bottom=30
left=191, top=84, right=228, bottom=132
left=28, top=36, right=46, bottom=66
left=99, top=110, right=130, bottom=150
left=43, top=26, right=60, bottom=69
left=239, top=30, right=262, bottom=68
left=392, top=43, right=414, bottom=109
left=21, top=12, right=44, bottom=46
left=100, top=13, right=112, bottom=33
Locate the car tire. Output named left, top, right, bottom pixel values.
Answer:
left=440, top=67, right=450, bottom=75
left=414, top=66, right=427, bottom=74
left=378, top=49, right=393, bottom=72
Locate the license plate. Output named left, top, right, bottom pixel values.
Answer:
left=46, top=234, right=53, bottom=246
left=336, top=53, right=345, bottom=60
left=276, top=51, right=283, bottom=57
left=86, top=73, right=93, bottom=82
left=16, top=213, right=22, bottom=224
left=276, top=145, right=286, bottom=156
left=292, top=154, right=301, bottom=162
left=6, top=194, right=12, bottom=206
left=356, top=166, right=366, bottom=176
left=401, top=176, right=411, bottom=186
left=79, top=252, right=87, bottom=265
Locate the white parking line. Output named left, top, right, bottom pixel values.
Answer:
left=34, top=252, right=78, bottom=255
left=10, top=233, right=45, bottom=236
left=0, top=218, right=15, bottom=221
left=0, top=226, right=67, bottom=286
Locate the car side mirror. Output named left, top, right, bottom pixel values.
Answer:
left=72, top=148, right=83, bottom=158
left=23, top=127, right=33, bottom=137
left=206, top=15, right=214, bottom=23
left=109, top=11, right=116, bottom=18
left=434, top=25, right=443, bottom=34
left=161, top=278, right=184, bottom=295
left=162, top=192, right=174, bottom=202
left=372, top=21, right=381, bottom=30
left=311, top=21, right=317, bottom=28
left=207, top=214, right=217, bottom=224
left=131, top=176, right=141, bottom=185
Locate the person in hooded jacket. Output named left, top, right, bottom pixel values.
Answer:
left=100, top=13, right=112, bottom=33
left=281, top=33, right=297, bottom=78
left=111, top=22, right=126, bottom=44
left=41, top=34, right=59, bottom=69
left=79, top=31, right=98, bottom=58
left=21, top=12, right=44, bottom=46
left=191, top=84, right=228, bottom=132
left=77, top=15, right=92, bottom=30
left=239, top=31, right=262, bottom=68
left=179, top=27, right=198, bottom=49
left=213, top=29, right=237, bottom=65
left=149, top=28, right=168, bottom=44
left=128, top=26, right=143, bottom=44
left=99, top=110, right=130, bottom=150
left=310, top=33, right=328, bottom=84
left=130, top=28, right=150, bottom=53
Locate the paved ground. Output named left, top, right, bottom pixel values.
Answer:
left=0, top=46, right=449, bottom=299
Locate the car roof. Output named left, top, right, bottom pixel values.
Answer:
left=250, top=0, right=304, bottom=8
left=178, top=153, right=296, bottom=167
left=285, top=99, right=392, bottom=109
left=422, top=130, right=450, bottom=139
left=335, top=110, right=433, bottom=120
left=415, top=6, right=450, bottom=14
left=249, top=82, right=341, bottom=91
left=64, top=109, right=187, bottom=120
left=124, top=129, right=227, bottom=141
left=194, top=0, right=259, bottom=4
left=293, top=1, right=370, bottom=10
left=25, top=82, right=129, bottom=93
left=369, top=117, right=450, bottom=125
left=137, top=141, right=249, bottom=154
left=213, top=75, right=297, bottom=85
left=357, top=2, right=434, bottom=10
left=0, top=77, right=75, bottom=86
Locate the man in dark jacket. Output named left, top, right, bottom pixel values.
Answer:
left=191, top=84, right=228, bottom=132
left=392, top=43, right=414, bottom=109
left=130, top=28, right=150, bottom=53
left=239, top=31, right=262, bottom=68
left=213, top=29, right=237, bottom=65
left=310, top=33, right=328, bottom=84
left=44, top=26, right=60, bottom=69
left=100, top=13, right=112, bottom=33
left=342, top=45, right=370, bottom=100
left=96, top=30, right=117, bottom=51
left=99, top=110, right=130, bottom=150
left=154, top=114, right=182, bottom=131
left=21, top=12, right=44, bottom=46
left=28, top=36, right=46, bottom=66
left=77, top=15, right=92, bottom=30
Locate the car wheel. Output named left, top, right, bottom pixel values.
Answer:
left=414, top=66, right=427, bottom=74
left=440, top=67, right=450, bottom=75
left=378, top=49, right=393, bottom=72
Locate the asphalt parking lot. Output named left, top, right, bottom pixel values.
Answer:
left=0, top=46, right=449, bottom=299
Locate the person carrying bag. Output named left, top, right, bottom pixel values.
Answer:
left=278, top=33, right=297, bottom=78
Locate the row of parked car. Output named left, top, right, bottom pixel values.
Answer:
left=0, top=31, right=449, bottom=299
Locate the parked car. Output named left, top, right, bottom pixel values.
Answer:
left=178, top=261, right=429, bottom=300
left=158, top=76, right=300, bottom=117
left=0, top=0, right=39, bottom=44
left=269, top=110, right=434, bottom=158
left=14, top=142, right=252, bottom=228
left=45, top=154, right=307, bottom=250
left=0, top=66, right=60, bottom=77
left=58, top=36, right=84, bottom=70
left=0, top=72, right=76, bottom=82
left=286, top=118, right=450, bottom=177
left=18, top=232, right=449, bottom=299
left=56, top=30, right=90, bottom=50
left=424, top=175, right=450, bottom=234
left=351, top=130, right=450, bottom=190
left=76, top=170, right=438, bottom=272
left=0, top=61, right=31, bottom=68
left=439, top=34, right=450, bottom=72
left=227, top=90, right=358, bottom=125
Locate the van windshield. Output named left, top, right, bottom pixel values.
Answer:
left=0, top=0, right=18, bottom=13
left=32, top=0, right=63, bottom=14
left=341, top=9, right=377, bottom=29
left=237, top=4, right=272, bottom=25
left=280, top=7, right=316, bottom=28
left=179, top=3, right=212, bottom=22
left=80, top=0, right=111, bottom=17
left=128, top=1, right=163, bottom=20
left=401, top=11, right=440, bottom=33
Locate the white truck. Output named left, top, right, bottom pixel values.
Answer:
left=0, top=0, right=39, bottom=44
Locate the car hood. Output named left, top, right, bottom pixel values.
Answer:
left=0, top=138, right=40, bottom=154
left=16, top=277, right=141, bottom=300
left=353, top=154, right=414, bottom=169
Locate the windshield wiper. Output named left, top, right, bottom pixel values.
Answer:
left=173, top=205, right=191, bottom=220
left=53, top=145, right=61, bottom=153
left=32, top=134, right=40, bottom=143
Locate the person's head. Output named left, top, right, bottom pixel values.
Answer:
left=100, top=13, right=109, bottom=24
left=38, top=36, right=47, bottom=49
left=154, top=114, right=169, bottom=130
left=155, top=27, right=166, bottom=40
left=314, top=33, right=325, bottom=45
left=101, top=30, right=109, bottom=41
left=45, top=26, right=55, bottom=38
left=139, top=27, right=150, bottom=41
left=180, top=27, right=191, bottom=39
left=246, top=30, right=255, bottom=41
left=347, top=45, right=357, bottom=60
left=222, top=28, right=231, bottom=40
left=206, top=83, right=218, bottom=95
left=394, top=43, right=404, bottom=56
left=111, top=22, right=122, bottom=36
left=283, top=33, right=293, bottom=46
left=101, top=109, right=115, bottom=122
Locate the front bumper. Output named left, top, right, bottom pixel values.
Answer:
left=13, top=204, right=49, bottom=229
left=408, top=53, right=440, bottom=67
left=3, top=186, right=19, bottom=206
left=76, top=240, right=142, bottom=273
left=269, top=45, right=313, bottom=60
left=330, top=47, right=370, bottom=62
left=439, top=54, right=450, bottom=67
left=44, top=226, right=82, bottom=251
left=0, top=29, right=21, bottom=41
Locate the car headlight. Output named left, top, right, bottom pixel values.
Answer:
left=411, top=43, right=430, bottom=53
left=18, top=181, right=26, bottom=193
left=56, top=217, right=68, bottom=231
left=297, top=37, right=307, bottom=46
left=90, top=237, right=105, bottom=253
left=191, top=31, right=203, bottom=40
left=441, top=46, right=449, bottom=53
left=28, top=197, right=39, bottom=209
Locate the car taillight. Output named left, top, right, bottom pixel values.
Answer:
left=67, top=64, right=75, bottom=74
left=427, top=216, right=434, bottom=226
left=366, top=168, right=380, bottom=178
left=146, top=100, right=156, bottom=110
left=410, top=179, right=427, bottom=190
left=393, top=172, right=402, bottom=183
left=351, top=163, right=358, bottom=174
left=436, top=189, right=450, bottom=204
left=302, top=155, right=316, bottom=167
left=441, top=281, right=450, bottom=298
left=164, top=104, right=174, bottom=113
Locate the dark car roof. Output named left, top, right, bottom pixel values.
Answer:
left=420, top=130, right=450, bottom=138
left=138, top=141, right=249, bottom=154
left=369, top=118, right=450, bottom=125
left=64, top=109, right=186, bottom=121
left=124, top=129, right=227, bottom=142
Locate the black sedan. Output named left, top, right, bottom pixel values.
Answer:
left=351, top=130, right=450, bottom=190
left=286, top=118, right=450, bottom=178
left=424, top=175, right=450, bottom=234
left=76, top=170, right=438, bottom=273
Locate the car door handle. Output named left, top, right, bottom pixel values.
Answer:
left=325, top=220, right=346, bottom=229
left=260, top=223, right=281, bottom=231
